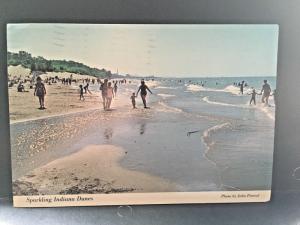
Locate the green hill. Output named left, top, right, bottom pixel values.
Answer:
left=7, top=51, right=113, bottom=78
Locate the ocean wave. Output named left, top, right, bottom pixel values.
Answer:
left=186, top=84, right=205, bottom=92
left=186, top=84, right=249, bottom=96
left=157, top=101, right=183, bottom=113
left=202, top=123, right=231, bottom=157
left=203, top=96, right=275, bottom=121
left=223, top=85, right=244, bottom=95
left=202, top=96, right=248, bottom=108
left=155, top=86, right=178, bottom=90
left=144, top=80, right=161, bottom=88
left=157, top=93, right=176, bottom=99
left=128, top=79, right=162, bottom=89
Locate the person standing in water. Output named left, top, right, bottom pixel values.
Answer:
left=34, top=76, right=46, bottom=109
left=131, top=92, right=137, bottom=109
left=240, top=81, right=245, bottom=94
left=137, top=80, right=152, bottom=108
left=100, top=79, right=108, bottom=110
left=114, top=82, right=118, bottom=97
left=261, top=79, right=272, bottom=106
left=248, top=87, right=261, bottom=105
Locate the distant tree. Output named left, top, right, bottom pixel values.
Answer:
left=30, top=63, right=36, bottom=72
left=46, top=61, right=53, bottom=72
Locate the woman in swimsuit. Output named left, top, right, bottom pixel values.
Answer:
left=136, top=80, right=152, bottom=108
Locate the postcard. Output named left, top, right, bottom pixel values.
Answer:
left=7, top=24, right=278, bottom=207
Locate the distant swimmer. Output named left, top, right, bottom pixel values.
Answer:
left=248, top=88, right=261, bottom=105
left=131, top=92, right=137, bottom=109
left=34, top=76, right=46, bottom=110
left=137, top=80, right=152, bottom=108
left=261, top=80, right=272, bottom=106
left=240, top=81, right=245, bottom=95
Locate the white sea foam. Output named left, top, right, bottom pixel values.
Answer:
left=144, top=80, right=161, bottom=88
left=157, top=101, right=183, bottom=113
left=203, top=96, right=275, bottom=121
left=186, top=84, right=249, bottom=96
left=223, top=85, right=243, bottom=95
left=157, top=93, right=176, bottom=99
left=186, top=84, right=206, bottom=92
left=128, top=79, right=161, bottom=89
left=202, top=96, right=248, bottom=108
left=155, top=86, right=178, bottom=90
left=201, top=122, right=232, bottom=166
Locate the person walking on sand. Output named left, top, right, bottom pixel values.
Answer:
left=248, top=87, right=261, bottom=105
left=79, top=84, right=85, bottom=101
left=84, top=82, right=91, bottom=94
left=261, top=79, right=272, bottom=106
left=114, top=82, right=118, bottom=97
left=34, top=76, right=46, bottom=109
left=137, top=80, right=152, bottom=108
left=131, top=92, right=137, bottom=109
left=106, top=82, right=114, bottom=110
left=100, top=79, right=108, bottom=110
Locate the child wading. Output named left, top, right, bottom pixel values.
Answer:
left=131, top=92, right=136, bottom=108
left=79, top=84, right=85, bottom=101
left=34, top=76, right=46, bottom=109
left=248, top=88, right=261, bottom=105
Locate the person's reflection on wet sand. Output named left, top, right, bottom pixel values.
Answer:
left=140, top=123, right=146, bottom=135
left=104, top=128, right=113, bottom=141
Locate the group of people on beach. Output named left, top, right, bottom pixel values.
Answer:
left=98, top=79, right=117, bottom=110
left=15, top=73, right=275, bottom=111
left=97, top=78, right=152, bottom=110
left=21, top=73, right=153, bottom=111
left=245, top=80, right=275, bottom=106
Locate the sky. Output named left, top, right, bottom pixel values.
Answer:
left=7, top=24, right=279, bottom=77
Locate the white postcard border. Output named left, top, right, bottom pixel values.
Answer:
left=13, top=190, right=271, bottom=207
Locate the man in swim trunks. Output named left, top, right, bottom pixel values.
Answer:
left=136, top=80, right=152, bottom=108
left=261, top=79, right=272, bottom=106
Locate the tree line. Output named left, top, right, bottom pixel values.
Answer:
left=7, top=51, right=113, bottom=78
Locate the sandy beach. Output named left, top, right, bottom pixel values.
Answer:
left=8, top=66, right=111, bottom=122
left=13, top=145, right=176, bottom=195
left=9, top=65, right=275, bottom=196
left=9, top=84, right=103, bottom=122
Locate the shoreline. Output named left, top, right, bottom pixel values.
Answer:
left=13, top=144, right=177, bottom=195
left=10, top=107, right=101, bottom=125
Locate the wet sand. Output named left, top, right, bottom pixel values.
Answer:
left=13, top=145, right=176, bottom=195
